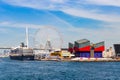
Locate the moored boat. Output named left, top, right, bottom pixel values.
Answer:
left=9, top=43, right=34, bottom=60
left=9, top=27, right=34, bottom=60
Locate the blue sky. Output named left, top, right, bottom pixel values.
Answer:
left=0, top=0, right=120, bottom=48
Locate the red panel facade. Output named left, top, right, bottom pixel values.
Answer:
left=74, top=46, right=91, bottom=52
left=94, top=46, right=105, bottom=52
left=79, top=46, right=91, bottom=51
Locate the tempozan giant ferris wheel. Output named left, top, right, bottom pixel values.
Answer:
left=34, top=26, right=63, bottom=53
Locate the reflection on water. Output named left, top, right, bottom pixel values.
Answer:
left=0, top=58, right=120, bottom=80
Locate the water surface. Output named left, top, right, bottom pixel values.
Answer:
left=0, top=58, right=120, bottom=80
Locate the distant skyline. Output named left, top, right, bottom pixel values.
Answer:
left=0, top=0, right=120, bottom=48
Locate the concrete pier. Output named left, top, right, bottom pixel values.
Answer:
left=35, top=57, right=120, bottom=62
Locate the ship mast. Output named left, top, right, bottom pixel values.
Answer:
left=26, top=27, right=29, bottom=48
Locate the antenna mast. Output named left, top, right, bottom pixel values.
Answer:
left=26, top=27, right=29, bottom=48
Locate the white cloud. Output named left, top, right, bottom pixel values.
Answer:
left=2, top=0, right=120, bottom=23
left=0, top=28, right=8, bottom=33
left=85, top=0, right=120, bottom=7
left=50, top=0, right=67, bottom=3
left=0, top=21, right=43, bottom=28
left=61, top=8, right=120, bottom=22
left=1, top=0, right=67, bottom=10
left=1, top=0, right=120, bottom=48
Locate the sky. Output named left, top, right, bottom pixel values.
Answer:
left=0, top=0, right=120, bottom=49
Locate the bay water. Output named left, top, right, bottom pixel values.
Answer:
left=0, top=58, right=120, bottom=80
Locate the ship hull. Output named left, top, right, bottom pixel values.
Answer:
left=10, top=55, right=34, bottom=60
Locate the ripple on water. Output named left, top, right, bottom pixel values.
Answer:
left=0, top=58, right=120, bottom=80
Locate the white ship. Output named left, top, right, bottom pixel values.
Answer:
left=9, top=27, right=34, bottom=60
